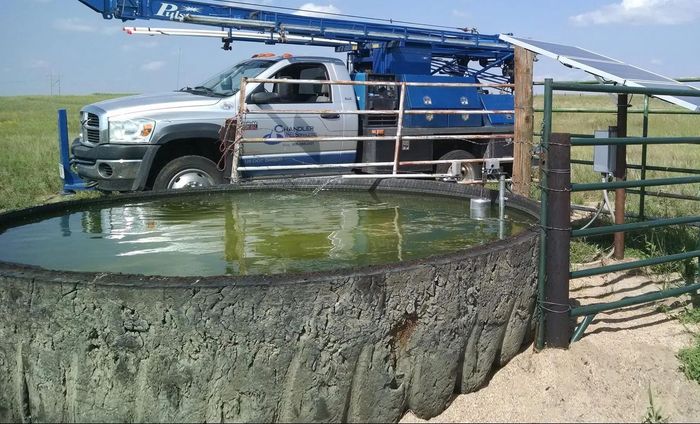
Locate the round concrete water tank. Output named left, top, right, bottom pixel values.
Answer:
left=0, top=178, right=539, bottom=423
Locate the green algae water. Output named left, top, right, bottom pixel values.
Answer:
left=0, top=191, right=533, bottom=276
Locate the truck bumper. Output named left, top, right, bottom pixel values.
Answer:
left=71, top=139, right=158, bottom=191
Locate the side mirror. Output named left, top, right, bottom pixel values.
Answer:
left=220, top=77, right=232, bottom=91
left=249, top=92, right=280, bottom=104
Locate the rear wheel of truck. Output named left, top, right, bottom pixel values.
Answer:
left=152, top=155, right=223, bottom=190
left=435, top=150, right=482, bottom=183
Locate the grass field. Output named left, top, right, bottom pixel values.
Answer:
left=535, top=94, right=700, bottom=218
left=0, top=94, right=124, bottom=212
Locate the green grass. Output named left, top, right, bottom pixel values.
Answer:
left=0, top=94, right=124, bottom=212
left=642, top=385, right=669, bottom=424
left=679, top=307, right=700, bottom=325
left=534, top=94, right=700, bottom=218
left=677, top=305, right=700, bottom=385
left=570, top=239, right=602, bottom=264
left=571, top=225, right=699, bottom=277
left=679, top=337, right=700, bottom=384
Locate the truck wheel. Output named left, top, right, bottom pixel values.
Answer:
left=436, top=150, right=482, bottom=182
left=153, top=155, right=223, bottom=190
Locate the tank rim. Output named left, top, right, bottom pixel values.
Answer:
left=0, top=177, right=540, bottom=288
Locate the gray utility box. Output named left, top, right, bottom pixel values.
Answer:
left=593, top=127, right=617, bottom=175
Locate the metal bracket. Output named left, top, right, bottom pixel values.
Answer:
left=484, top=158, right=501, bottom=174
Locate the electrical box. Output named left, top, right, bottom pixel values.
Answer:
left=593, top=128, right=617, bottom=174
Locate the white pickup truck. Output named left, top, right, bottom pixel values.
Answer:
left=71, top=55, right=513, bottom=191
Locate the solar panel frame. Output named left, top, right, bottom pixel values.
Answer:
left=499, top=34, right=700, bottom=112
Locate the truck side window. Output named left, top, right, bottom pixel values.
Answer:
left=271, top=63, right=331, bottom=104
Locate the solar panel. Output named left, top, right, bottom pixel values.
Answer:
left=499, top=38, right=614, bottom=62
left=499, top=34, right=700, bottom=112
left=574, top=60, right=673, bottom=83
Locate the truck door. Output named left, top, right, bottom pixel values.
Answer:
left=241, top=62, right=355, bottom=176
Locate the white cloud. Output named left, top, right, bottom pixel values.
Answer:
left=294, top=3, right=341, bottom=17
left=53, top=18, right=96, bottom=32
left=571, top=0, right=700, bottom=26
left=121, top=40, right=160, bottom=52
left=101, top=26, right=123, bottom=36
left=29, top=60, right=50, bottom=69
left=141, top=61, right=166, bottom=72
left=452, top=9, right=470, bottom=19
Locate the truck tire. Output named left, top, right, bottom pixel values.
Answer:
left=152, top=155, right=223, bottom=191
left=436, top=150, right=482, bottom=182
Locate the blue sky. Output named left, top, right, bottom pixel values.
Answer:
left=1, top=0, right=698, bottom=95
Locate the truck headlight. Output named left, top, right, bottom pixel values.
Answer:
left=108, top=118, right=155, bottom=143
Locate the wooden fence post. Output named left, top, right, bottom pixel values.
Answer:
left=513, top=46, right=535, bottom=196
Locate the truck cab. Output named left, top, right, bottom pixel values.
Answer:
left=71, top=56, right=359, bottom=191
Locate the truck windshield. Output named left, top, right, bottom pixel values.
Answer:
left=182, top=59, right=275, bottom=97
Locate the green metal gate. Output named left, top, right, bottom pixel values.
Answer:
left=536, top=80, right=700, bottom=350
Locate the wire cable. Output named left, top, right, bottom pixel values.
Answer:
left=579, top=175, right=613, bottom=231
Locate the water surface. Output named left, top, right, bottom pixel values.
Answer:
left=0, top=190, right=533, bottom=276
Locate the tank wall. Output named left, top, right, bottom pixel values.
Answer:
left=0, top=179, right=539, bottom=423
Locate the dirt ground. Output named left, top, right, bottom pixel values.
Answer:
left=402, top=264, right=700, bottom=423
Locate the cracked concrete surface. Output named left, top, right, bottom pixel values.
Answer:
left=0, top=179, right=539, bottom=423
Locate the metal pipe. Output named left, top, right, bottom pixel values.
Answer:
left=242, top=109, right=515, bottom=115
left=400, top=134, right=514, bottom=141
left=498, top=174, right=506, bottom=239
left=549, top=82, right=700, bottom=97
left=238, top=162, right=393, bottom=171
left=627, top=189, right=700, bottom=202
left=572, top=176, right=700, bottom=192
left=183, top=14, right=277, bottom=29
left=535, top=78, right=554, bottom=351
left=239, top=133, right=515, bottom=143
left=498, top=174, right=506, bottom=221
left=400, top=157, right=513, bottom=166
left=340, top=173, right=467, bottom=180
left=572, top=216, right=700, bottom=238
left=230, top=78, right=248, bottom=183
left=570, top=314, right=595, bottom=343
left=570, top=281, right=700, bottom=317
left=640, top=95, right=650, bottom=219
left=544, top=133, right=572, bottom=349
left=123, top=26, right=355, bottom=46
left=534, top=108, right=700, bottom=115
left=246, top=77, right=515, bottom=88
left=570, top=160, right=700, bottom=175
left=570, top=250, right=700, bottom=279
left=614, top=94, right=628, bottom=260
left=571, top=136, right=700, bottom=146
left=392, top=82, right=408, bottom=174
left=236, top=157, right=513, bottom=172
left=535, top=77, right=700, bottom=85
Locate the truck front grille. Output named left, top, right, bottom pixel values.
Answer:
left=86, top=129, right=100, bottom=143
left=83, top=112, right=101, bottom=144
left=86, top=113, right=99, bottom=127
